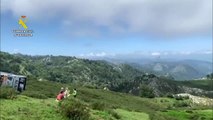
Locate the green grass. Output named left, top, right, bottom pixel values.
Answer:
left=77, top=87, right=166, bottom=112
left=91, top=110, right=115, bottom=120
left=21, top=80, right=66, bottom=98
left=115, top=109, right=149, bottom=120
left=1, top=79, right=212, bottom=120
left=162, top=109, right=213, bottom=120
left=0, top=95, right=64, bottom=120
left=1, top=91, right=212, bottom=120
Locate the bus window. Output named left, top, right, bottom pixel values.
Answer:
left=8, top=77, right=12, bottom=81
left=0, top=75, right=4, bottom=86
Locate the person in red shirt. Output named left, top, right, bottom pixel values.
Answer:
left=56, top=91, right=65, bottom=101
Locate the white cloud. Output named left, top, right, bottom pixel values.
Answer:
left=179, top=51, right=192, bottom=55
left=96, top=52, right=106, bottom=57
left=199, top=50, right=213, bottom=55
left=12, top=49, right=19, bottom=53
left=2, top=0, right=212, bottom=38
left=163, top=52, right=169, bottom=55
left=79, top=52, right=112, bottom=58
left=151, top=52, right=161, bottom=56
left=112, top=50, right=212, bottom=57
left=77, top=50, right=212, bottom=61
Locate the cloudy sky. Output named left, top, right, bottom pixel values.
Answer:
left=1, top=0, right=212, bottom=61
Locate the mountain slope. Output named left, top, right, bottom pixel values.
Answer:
left=129, top=60, right=212, bottom=80
left=0, top=52, right=142, bottom=87
left=1, top=51, right=212, bottom=98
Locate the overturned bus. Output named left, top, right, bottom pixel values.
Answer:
left=0, top=72, right=27, bottom=92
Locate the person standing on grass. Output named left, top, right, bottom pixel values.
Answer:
left=72, top=88, right=77, bottom=98
left=64, top=87, right=70, bottom=98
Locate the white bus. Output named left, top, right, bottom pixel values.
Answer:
left=0, top=72, right=27, bottom=92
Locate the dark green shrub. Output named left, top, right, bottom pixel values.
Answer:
left=149, top=112, right=177, bottom=120
left=107, top=109, right=121, bottom=119
left=160, top=109, right=168, bottom=112
left=111, top=105, right=120, bottom=109
left=0, top=86, right=17, bottom=99
left=167, top=105, right=173, bottom=109
left=21, top=91, right=48, bottom=99
left=59, top=98, right=90, bottom=120
left=189, top=114, right=200, bottom=120
left=200, top=117, right=206, bottom=120
left=91, top=101, right=106, bottom=111
left=139, top=85, right=155, bottom=98
left=173, top=101, right=190, bottom=107
left=185, top=110, right=193, bottom=113
left=166, top=94, right=174, bottom=98
left=174, top=96, right=183, bottom=100
left=83, top=84, right=96, bottom=89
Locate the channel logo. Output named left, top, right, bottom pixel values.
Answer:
left=13, top=16, right=34, bottom=37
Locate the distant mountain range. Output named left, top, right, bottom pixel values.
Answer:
left=1, top=51, right=212, bottom=81
left=104, top=58, right=212, bottom=80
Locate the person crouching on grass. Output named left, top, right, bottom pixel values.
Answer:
left=56, top=91, right=65, bottom=102
left=56, top=87, right=65, bottom=102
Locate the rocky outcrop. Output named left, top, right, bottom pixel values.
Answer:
left=182, top=86, right=213, bottom=98
left=176, top=93, right=213, bottom=106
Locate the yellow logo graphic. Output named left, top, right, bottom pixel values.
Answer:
left=13, top=15, right=33, bottom=37
left=19, top=16, right=28, bottom=29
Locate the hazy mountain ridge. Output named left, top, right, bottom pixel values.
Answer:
left=120, top=60, right=212, bottom=80
left=0, top=51, right=212, bottom=98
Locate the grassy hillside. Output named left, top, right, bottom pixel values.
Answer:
left=1, top=79, right=212, bottom=120
left=1, top=89, right=212, bottom=120
left=115, top=109, right=149, bottom=120
left=0, top=96, right=64, bottom=120
left=162, top=109, right=213, bottom=120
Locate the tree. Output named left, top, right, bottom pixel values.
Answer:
left=139, top=84, right=155, bottom=98
left=206, top=73, right=213, bottom=80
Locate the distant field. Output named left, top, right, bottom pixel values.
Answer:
left=162, top=109, right=213, bottom=120
left=177, top=80, right=213, bottom=91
